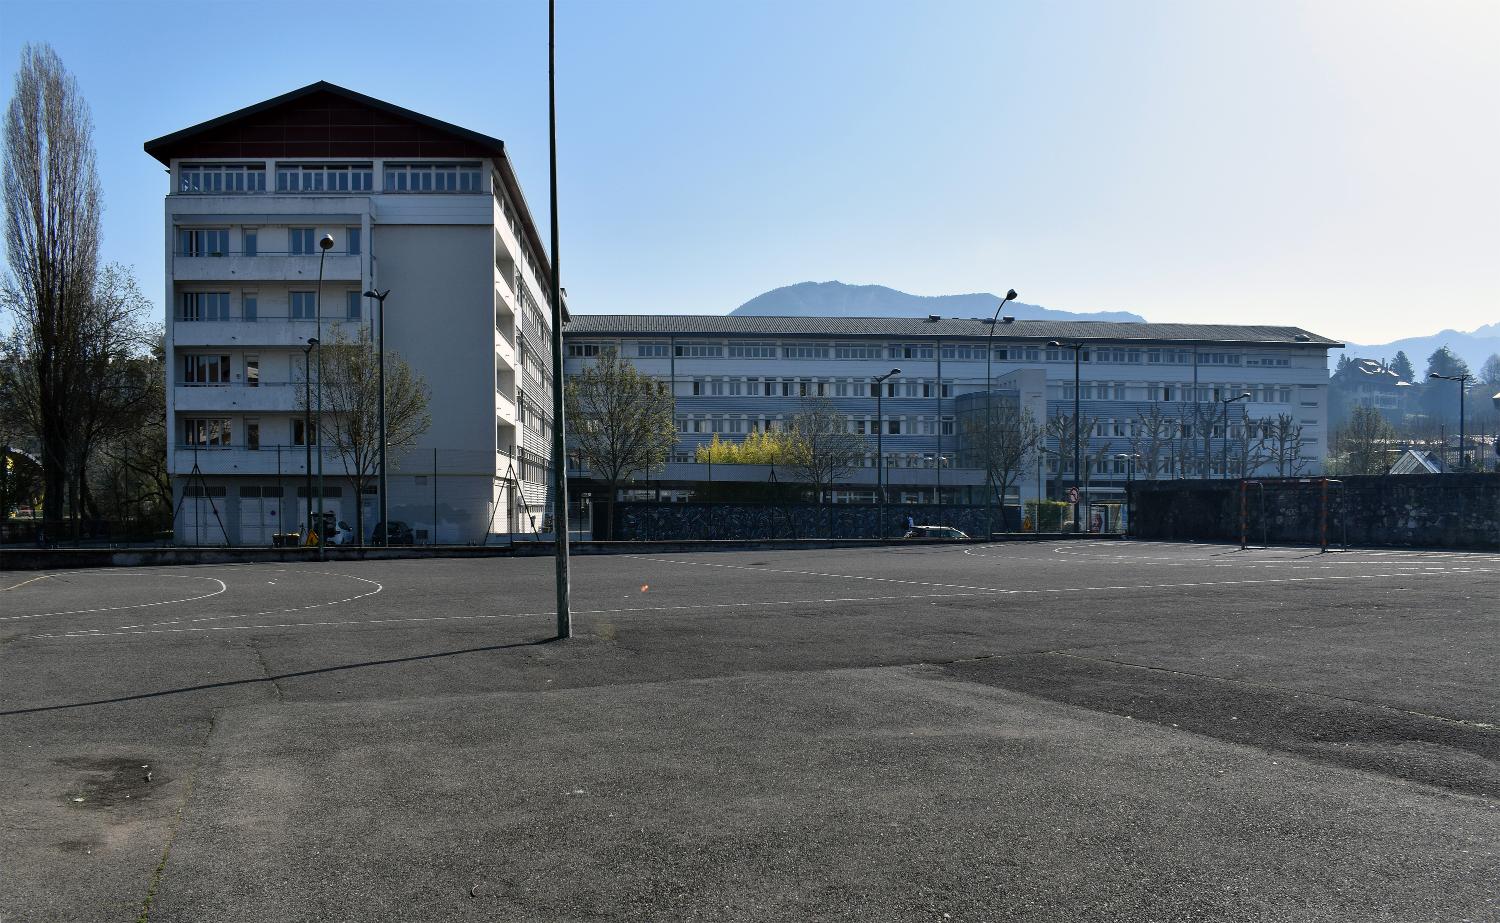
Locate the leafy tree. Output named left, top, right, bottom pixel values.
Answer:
left=1389, top=351, right=1415, bottom=382
left=1334, top=354, right=1354, bottom=376
left=298, top=323, right=431, bottom=544
left=1, top=44, right=101, bottom=536
left=1425, top=346, right=1470, bottom=380
left=695, top=430, right=797, bottom=465
left=565, top=347, right=676, bottom=538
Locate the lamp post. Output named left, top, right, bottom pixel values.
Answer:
left=364, top=288, right=391, bottom=545
left=1218, top=392, right=1252, bottom=478
left=874, top=367, right=901, bottom=538
left=314, top=233, right=334, bottom=558
left=1048, top=340, right=1085, bottom=532
left=983, top=288, right=1017, bottom=537
left=302, top=338, right=318, bottom=542
left=1429, top=372, right=1470, bottom=470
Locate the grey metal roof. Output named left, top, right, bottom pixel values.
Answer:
left=565, top=314, right=1343, bottom=347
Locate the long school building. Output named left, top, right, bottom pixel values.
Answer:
left=147, top=82, right=560, bottom=546
left=561, top=315, right=1342, bottom=508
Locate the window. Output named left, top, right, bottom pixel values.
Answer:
left=178, top=163, right=266, bottom=194
left=636, top=341, right=669, bottom=358
left=179, top=292, right=230, bottom=322
left=276, top=164, right=373, bottom=193
left=728, top=342, right=777, bottom=359
left=245, top=356, right=259, bottom=387
left=674, top=342, right=722, bottom=358
left=183, top=418, right=231, bottom=446
left=290, top=228, right=315, bottom=255
left=243, top=228, right=258, bottom=256
left=783, top=343, right=830, bottom=360
left=346, top=228, right=361, bottom=256
left=293, top=419, right=317, bottom=446
left=178, top=228, right=229, bottom=256
left=346, top=291, right=361, bottom=320
left=383, top=162, right=486, bottom=193
left=245, top=419, right=260, bottom=450
left=834, top=344, right=883, bottom=360
left=890, top=344, right=934, bottom=359
left=290, top=291, right=317, bottom=320
left=183, top=354, right=231, bottom=384
left=941, top=416, right=955, bottom=436
left=567, top=343, right=601, bottom=358
left=242, top=293, right=258, bottom=322
left=887, top=419, right=901, bottom=435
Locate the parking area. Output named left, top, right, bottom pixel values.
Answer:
left=2, top=540, right=1497, bottom=922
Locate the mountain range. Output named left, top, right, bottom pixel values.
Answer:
left=732, top=281, right=1145, bottom=323
left=731, top=281, right=1498, bottom=376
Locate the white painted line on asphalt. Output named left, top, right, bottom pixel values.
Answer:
left=0, top=574, right=229, bottom=621
left=0, top=573, right=58, bottom=592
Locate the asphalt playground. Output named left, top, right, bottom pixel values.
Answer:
left=1, top=540, right=1496, bottom=922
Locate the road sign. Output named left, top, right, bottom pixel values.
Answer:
left=1068, top=487, right=1079, bottom=503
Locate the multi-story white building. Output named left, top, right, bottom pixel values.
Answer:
left=147, top=82, right=559, bottom=545
left=562, top=316, right=1341, bottom=509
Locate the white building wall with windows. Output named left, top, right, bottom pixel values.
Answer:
left=150, top=83, right=559, bottom=545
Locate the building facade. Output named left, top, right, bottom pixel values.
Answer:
left=147, top=82, right=559, bottom=545
left=562, top=316, right=1341, bottom=509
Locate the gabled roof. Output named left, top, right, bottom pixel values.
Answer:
left=144, top=81, right=552, bottom=288
left=1389, top=449, right=1444, bottom=475
left=564, top=314, right=1343, bottom=347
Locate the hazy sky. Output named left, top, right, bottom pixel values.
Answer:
left=1, top=0, right=1495, bottom=344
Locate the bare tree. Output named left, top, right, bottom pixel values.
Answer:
left=565, top=347, right=676, bottom=538
left=1129, top=405, right=1175, bottom=479
left=299, top=324, right=430, bottom=543
left=1225, top=415, right=1272, bottom=479
left=786, top=398, right=864, bottom=503
left=1262, top=414, right=1309, bottom=476
left=962, top=399, right=1042, bottom=529
left=1332, top=406, right=1398, bottom=475
left=1, top=44, right=101, bottom=536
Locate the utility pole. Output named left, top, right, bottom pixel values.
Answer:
left=548, top=0, right=572, bottom=638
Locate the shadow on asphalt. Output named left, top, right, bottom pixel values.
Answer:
left=0, top=636, right=564, bottom=717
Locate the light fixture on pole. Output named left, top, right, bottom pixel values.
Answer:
left=983, top=288, right=1017, bottom=537
left=1218, top=392, right=1252, bottom=478
left=364, top=288, right=391, bottom=545
left=315, top=232, right=334, bottom=558
left=302, top=338, right=318, bottom=543
left=1048, top=340, right=1085, bottom=532
left=1429, top=372, right=1471, bottom=470
left=874, top=367, right=901, bottom=538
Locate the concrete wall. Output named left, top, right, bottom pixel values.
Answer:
left=1130, top=474, right=1500, bottom=549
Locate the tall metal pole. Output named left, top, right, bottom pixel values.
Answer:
left=874, top=368, right=900, bottom=539
left=366, top=289, right=391, bottom=544
left=1430, top=373, right=1470, bottom=471
left=302, top=340, right=316, bottom=542
left=548, top=0, right=573, bottom=639
left=983, top=289, right=1015, bottom=536
left=1073, top=346, right=1081, bottom=533
left=315, top=234, right=333, bottom=559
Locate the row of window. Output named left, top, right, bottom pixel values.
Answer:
left=177, top=226, right=361, bottom=257
left=671, top=375, right=1303, bottom=405
left=669, top=414, right=1318, bottom=440
left=179, top=290, right=366, bottom=322
left=567, top=341, right=1290, bottom=365
left=181, top=417, right=313, bottom=449
left=178, top=162, right=486, bottom=195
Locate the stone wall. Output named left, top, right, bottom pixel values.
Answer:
left=609, top=502, right=1014, bottom=541
left=1130, top=474, right=1500, bottom=550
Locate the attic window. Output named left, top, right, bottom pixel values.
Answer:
left=384, top=163, right=486, bottom=193
left=179, top=163, right=266, bottom=194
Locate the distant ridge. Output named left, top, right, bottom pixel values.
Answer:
left=1333, top=324, right=1500, bottom=376
left=732, top=281, right=1146, bottom=323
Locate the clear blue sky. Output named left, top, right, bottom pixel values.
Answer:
left=1, top=0, right=1495, bottom=343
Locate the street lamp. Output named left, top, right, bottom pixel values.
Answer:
left=1218, top=392, right=1252, bottom=478
left=1047, top=340, right=1085, bottom=532
left=301, top=338, right=318, bottom=543
left=364, top=288, right=391, bottom=545
left=983, top=288, right=1017, bottom=536
left=874, top=367, right=901, bottom=538
left=1429, top=372, right=1471, bottom=470
left=314, top=233, right=334, bottom=558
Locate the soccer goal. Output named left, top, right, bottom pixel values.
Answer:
left=1239, top=477, right=1348, bottom=552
